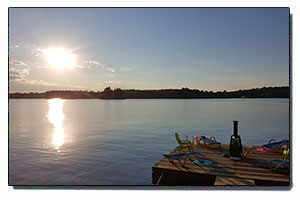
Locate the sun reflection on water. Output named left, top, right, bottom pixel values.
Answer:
left=47, top=99, right=65, bottom=151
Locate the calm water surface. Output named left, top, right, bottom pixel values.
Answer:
left=9, top=99, right=289, bottom=185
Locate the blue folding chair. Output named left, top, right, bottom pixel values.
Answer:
left=200, top=136, right=221, bottom=148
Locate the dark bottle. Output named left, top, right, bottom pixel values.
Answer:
left=229, top=120, right=243, bottom=160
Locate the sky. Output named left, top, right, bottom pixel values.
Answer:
left=9, top=8, right=289, bottom=92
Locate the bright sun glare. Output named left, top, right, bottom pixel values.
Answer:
left=47, top=99, right=65, bottom=151
left=43, top=48, right=76, bottom=69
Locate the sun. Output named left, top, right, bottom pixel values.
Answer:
left=43, top=48, right=76, bottom=69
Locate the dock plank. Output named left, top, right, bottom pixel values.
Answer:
left=214, top=177, right=255, bottom=186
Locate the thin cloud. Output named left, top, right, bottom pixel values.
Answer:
left=119, top=66, right=132, bottom=71
left=83, top=60, right=101, bottom=65
left=83, top=60, right=116, bottom=73
left=106, top=67, right=115, bottom=73
left=10, top=76, right=84, bottom=89
left=9, top=60, right=28, bottom=66
left=31, top=47, right=43, bottom=57
left=106, top=73, right=115, bottom=78
left=103, top=80, right=122, bottom=85
left=23, top=79, right=84, bottom=90
left=9, top=68, right=30, bottom=81
left=9, top=63, right=84, bottom=90
left=9, top=44, right=20, bottom=49
left=10, top=45, right=20, bottom=48
left=9, top=74, right=24, bottom=82
left=73, top=64, right=86, bottom=69
left=21, top=79, right=83, bottom=89
left=103, top=65, right=115, bottom=73
left=24, top=79, right=58, bottom=87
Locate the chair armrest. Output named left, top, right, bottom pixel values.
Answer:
left=268, top=139, right=276, bottom=144
left=181, top=140, right=192, bottom=144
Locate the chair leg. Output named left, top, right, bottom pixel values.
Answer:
left=190, top=145, right=194, bottom=152
left=268, top=160, right=274, bottom=170
left=269, top=161, right=283, bottom=171
left=178, top=158, right=187, bottom=166
left=273, top=163, right=283, bottom=171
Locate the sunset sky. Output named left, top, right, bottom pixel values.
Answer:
left=9, top=8, right=289, bottom=92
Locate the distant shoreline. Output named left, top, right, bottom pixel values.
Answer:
left=9, top=86, right=290, bottom=99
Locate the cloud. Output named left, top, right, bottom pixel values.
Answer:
left=9, top=60, right=28, bottom=66
left=83, top=60, right=116, bottom=73
left=9, top=73, right=24, bottom=82
left=83, top=60, right=101, bottom=65
left=73, top=64, right=86, bottom=69
left=106, top=67, right=115, bottom=73
left=119, top=66, right=132, bottom=71
left=22, top=80, right=84, bottom=90
left=106, top=73, right=115, bottom=77
left=103, top=80, right=122, bottom=85
left=9, top=68, right=30, bottom=81
left=19, top=79, right=82, bottom=89
left=9, top=68, right=67, bottom=88
left=10, top=44, right=20, bottom=48
left=29, top=45, right=43, bottom=56
left=9, top=64, right=83, bottom=90
left=10, top=75, right=84, bottom=91
left=23, top=79, right=58, bottom=87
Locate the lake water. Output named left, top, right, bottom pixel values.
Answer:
left=9, top=98, right=289, bottom=185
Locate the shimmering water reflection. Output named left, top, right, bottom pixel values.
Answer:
left=47, top=99, right=65, bottom=151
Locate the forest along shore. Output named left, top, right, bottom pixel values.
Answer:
left=9, top=86, right=289, bottom=99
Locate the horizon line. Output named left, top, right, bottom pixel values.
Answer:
left=9, top=85, right=290, bottom=94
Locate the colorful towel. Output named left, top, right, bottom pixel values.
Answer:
left=193, top=159, right=212, bottom=166
left=256, top=148, right=272, bottom=152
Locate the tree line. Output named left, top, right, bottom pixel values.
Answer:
left=9, top=86, right=289, bottom=99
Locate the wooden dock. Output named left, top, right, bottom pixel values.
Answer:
left=152, top=144, right=290, bottom=186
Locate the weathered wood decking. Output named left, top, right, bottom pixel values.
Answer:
left=152, top=144, right=290, bottom=186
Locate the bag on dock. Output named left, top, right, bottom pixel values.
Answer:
left=193, top=159, right=212, bottom=166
